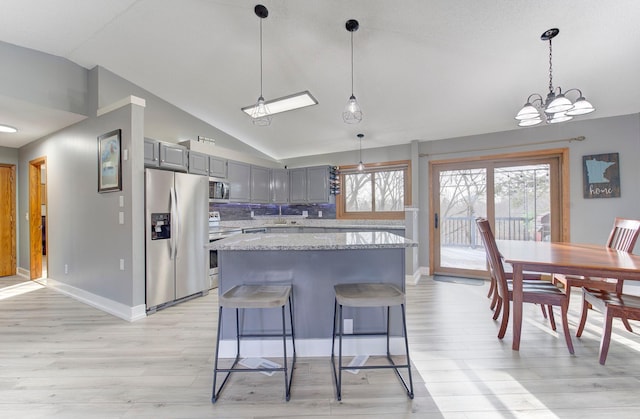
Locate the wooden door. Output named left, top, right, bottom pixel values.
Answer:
left=0, top=164, right=16, bottom=277
left=29, top=157, right=46, bottom=279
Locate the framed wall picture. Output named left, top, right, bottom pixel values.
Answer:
left=582, top=152, right=620, bottom=198
left=98, top=129, right=122, bottom=193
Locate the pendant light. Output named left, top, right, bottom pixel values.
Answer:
left=343, top=19, right=363, bottom=124
left=251, top=4, right=271, bottom=126
left=515, top=28, right=595, bottom=127
left=357, top=133, right=364, bottom=171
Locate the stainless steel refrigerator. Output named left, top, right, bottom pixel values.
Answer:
left=145, top=168, right=208, bottom=310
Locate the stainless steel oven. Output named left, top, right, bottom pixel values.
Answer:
left=209, top=236, right=222, bottom=289
left=208, top=212, right=242, bottom=289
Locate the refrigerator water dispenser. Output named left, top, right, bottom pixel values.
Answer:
left=151, top=213, right=171, bottom=240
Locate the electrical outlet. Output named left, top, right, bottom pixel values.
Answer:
left=119, top=259, right=125, bottom=270
left=318, top=210, right=323, bottom=218
left=343, top=318, right=353, bottom=334
left=64, top=264, right=68, bottom=274
left=118, top=211, right=124, bottom=224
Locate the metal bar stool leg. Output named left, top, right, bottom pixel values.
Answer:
left=212, top=306, right=242, bottom=403
left=332, top=283, right=413, bottom=400
left=285, top=293, right=296, bottom=399
left=211, top=284, right=295, bottom=403
left=401, top=303, right=414, bottom=399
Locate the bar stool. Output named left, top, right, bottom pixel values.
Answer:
left=331, top=282, right=414, bottom=401
left=211, top=284, right=296, bottom=403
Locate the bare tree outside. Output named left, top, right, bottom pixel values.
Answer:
left=375, top=170, right=404, bottom=211
left=344, top=169, right=405, bottom=213
left=439, top=164, right=551, bottom=248
left=345, top=173, right=372, bottom=212
left=439, top=168, right=487, bottom=247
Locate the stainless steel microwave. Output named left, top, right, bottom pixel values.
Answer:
left=209, top=178, right=230, bottom=202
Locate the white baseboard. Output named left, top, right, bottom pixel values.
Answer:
left=45, top=278, right=146, bottom=322
left=16, top=267, right=30, bottom=278
left=216, top=336, right=407, bottom=358
left=405, top=268, right=422, bottom=285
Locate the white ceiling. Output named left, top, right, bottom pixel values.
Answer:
left=1, top=0, right=640, bottom=160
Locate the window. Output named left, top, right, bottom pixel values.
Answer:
left=337, top=160, right=411, bottom=220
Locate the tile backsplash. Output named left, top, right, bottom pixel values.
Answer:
left=210, top=202, right=336, bottom=221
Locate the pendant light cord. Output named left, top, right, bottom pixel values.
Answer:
left=350, top=31, right=354, bottom=96
left=547, top=38, right=553, bottom=94
left=259, top=18, right=264, bottom=97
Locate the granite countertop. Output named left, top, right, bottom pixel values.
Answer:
left=207, top=231, right=417, bottom=251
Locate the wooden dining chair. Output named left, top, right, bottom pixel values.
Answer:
left=487, top=259, right=553, bottom=325
left=488, top=264, right=555, bottom=328
left=553, top=217, right=640, bottom=333
left=476, top=218, right=574, bottom=353
left=576, top=288, right=640, bottom=364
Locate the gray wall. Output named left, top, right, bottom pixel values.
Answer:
left=0, top=146, right=19, bottom=165
left=17, top=103, right=144, bottom=306
left=0, top=41, right=88, bottom=115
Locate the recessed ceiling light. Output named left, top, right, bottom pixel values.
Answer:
left=241, top=91, right=318, bottom=118
left=0, top=124, right=18, bottom=133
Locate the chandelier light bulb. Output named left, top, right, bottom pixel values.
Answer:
left=566, top=97, right=595, bottom=116
left=545, top=93, right=573, bottom=114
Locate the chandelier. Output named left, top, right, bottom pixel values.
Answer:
left=515, top=28, right=595, bottom=127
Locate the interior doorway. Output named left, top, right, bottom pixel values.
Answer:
left=29, top=157, right=47, bottom=280
left=0, top=164, right=16, bottom=277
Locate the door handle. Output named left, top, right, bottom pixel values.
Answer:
left=170, top=187, right=177, bottom=260
left=434, top=213, right=439, bottom=229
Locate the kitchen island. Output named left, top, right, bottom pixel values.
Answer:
left=207, top=231, right=417, bottom=357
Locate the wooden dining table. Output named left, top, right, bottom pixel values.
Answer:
left=496, top=240, right=640, bottom=350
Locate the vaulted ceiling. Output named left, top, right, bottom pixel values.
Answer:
left=1, top=0, right=640, bottom=159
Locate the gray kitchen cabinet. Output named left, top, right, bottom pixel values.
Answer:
left=144, top=137, right=159, bottom=167
left=250, top=165, right=271, bottom=203
left=271, top=168, right=289, bottom=203
left=289, top=166, right=331, bottom=203
left=159, top=142, right=188, bottom=172
left=209, top=156, right=227, bottom=178
left=227, top=160, right=251, bottom=202
left=188, top=150, right=209, bottom=175
left=289, top=168, right=307, bottom=203
left=306, top=165, right=330, bottom=203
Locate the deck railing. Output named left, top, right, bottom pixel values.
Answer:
left=441, top=216, right=546, bottom=247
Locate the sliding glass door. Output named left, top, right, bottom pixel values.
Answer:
left=431, top=152, right=565, bottom=278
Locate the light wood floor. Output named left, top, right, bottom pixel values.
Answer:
left=2, top=276, right=640, bottom=418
